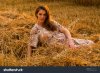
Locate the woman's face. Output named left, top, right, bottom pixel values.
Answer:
left=37, top=10, right=47, bottom=24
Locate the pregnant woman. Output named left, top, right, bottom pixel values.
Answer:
left=28, top=5, right=94, bottom=57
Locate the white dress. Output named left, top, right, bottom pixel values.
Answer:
left=28, top=21, right=94, bottom=48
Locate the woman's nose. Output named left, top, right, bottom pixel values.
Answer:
left=41, top=15, right=45, bottom=18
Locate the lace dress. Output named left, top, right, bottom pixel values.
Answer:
left=28, top=21, right=94, bottom=48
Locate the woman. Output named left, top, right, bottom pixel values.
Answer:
left=28, top=5, right=94, bottom=57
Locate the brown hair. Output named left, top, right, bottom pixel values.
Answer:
left=35, top=5, right=57, bottom=31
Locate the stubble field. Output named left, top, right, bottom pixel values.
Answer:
left=0, top=0, right=100, bottom=66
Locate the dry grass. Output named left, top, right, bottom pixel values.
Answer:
left=0, top=0, right=100, bottom=66
left=71, top=0, right=100, bottom=6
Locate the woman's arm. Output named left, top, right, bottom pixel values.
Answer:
left=27, top=26, right=39, bottom=58
left=28, top=45, right=36, bottom=58
left=54, top=21, right=77, bottom=48
left=60, top=26, right=77, bottom=48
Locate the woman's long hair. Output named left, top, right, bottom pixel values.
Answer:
left=35, top=5, right=57, bottom=31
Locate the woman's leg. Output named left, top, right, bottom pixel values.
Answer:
left=72, top=38, right=94, bottom=46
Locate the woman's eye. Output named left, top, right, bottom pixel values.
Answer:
left=39, top=14, right=42, bottom=15
left=38, top=13, right=46, bottom=16
left=44, top=14, right=46, bottom=16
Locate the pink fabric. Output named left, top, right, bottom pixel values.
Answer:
left=28, top=21, right=94, bottom=48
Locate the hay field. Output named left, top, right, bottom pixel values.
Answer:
left=0, top=0, right=100, bottom=66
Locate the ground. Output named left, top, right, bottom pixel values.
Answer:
left=0, top=0, right=100, bottom=66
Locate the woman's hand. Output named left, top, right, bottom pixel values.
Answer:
left=68, top=39, right=79, bottom=49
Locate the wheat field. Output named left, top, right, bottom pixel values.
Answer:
left=0, top=0, right=100, bottom=66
